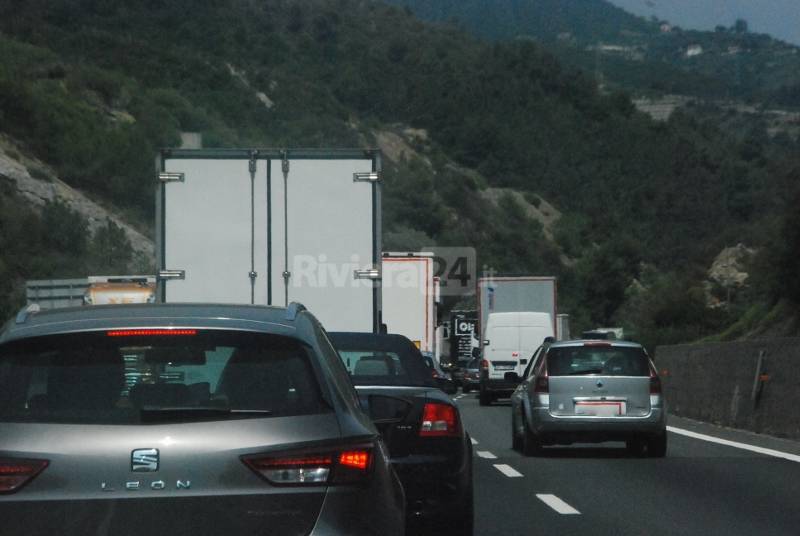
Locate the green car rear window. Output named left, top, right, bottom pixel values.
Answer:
left=0, top=330, right=329, bottom=424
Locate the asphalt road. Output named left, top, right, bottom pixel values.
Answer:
left=454, top=392, right=800, bottom=536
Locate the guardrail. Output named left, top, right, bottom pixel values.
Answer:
left=655, top=339, right=800, bottom=440
left=26, top=279, right=89, bottom=309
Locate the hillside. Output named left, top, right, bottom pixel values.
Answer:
left=385, top=0, right=653, bottom=44
left=1, top=0, right=798, bottom=348
left=390, top=0, right=800, bottom=107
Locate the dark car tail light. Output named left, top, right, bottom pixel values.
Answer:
left=480, top=359, right=489, bottom=370
left=0, top=458, right=48, bottom=494
left=242, top=445, right=374, bottom=486
left=420, top=402, right=460, bottom=437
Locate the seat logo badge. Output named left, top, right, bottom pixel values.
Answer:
left=596, top=380, right=604, bottom=388
left=132, top=449, right=159, bottom=472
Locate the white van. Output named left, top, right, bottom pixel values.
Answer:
left=479, top=312, right=554, bottom=406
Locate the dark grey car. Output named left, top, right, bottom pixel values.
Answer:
left=509, top=340, right=667, bottom=457
left=0, top=303, right=405, bottom=536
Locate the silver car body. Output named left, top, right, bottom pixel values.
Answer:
left=0, top=303, right=405, bottom=536
left=510, top=340, right=666, bottom=452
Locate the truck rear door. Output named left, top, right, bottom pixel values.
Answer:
left=157, top=149, right=381, bottom=332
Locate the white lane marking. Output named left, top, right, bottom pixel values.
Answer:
left=470, top=437, right=478, bottom=445
left=668, top=426, right=800, bottom=463
left=476, top=451, right=497, bottom=459
left=493, top=464, right=523, bottom=478
left=536, top=494, right=581, bottom=515
left=454, top=394, right=464, bottom=400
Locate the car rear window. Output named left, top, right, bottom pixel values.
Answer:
left=0, top=330, right=329, bottom=424
left=546, top=345, right=650, bottom=376
left=328, top=333, right=435, bottom=387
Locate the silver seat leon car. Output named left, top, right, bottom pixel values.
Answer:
left=509, top=339, right=667, bottom=457
left=0, top=303, right=405, bottom=536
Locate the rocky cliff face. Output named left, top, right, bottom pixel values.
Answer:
left=0, top=136, right=155, bottom=263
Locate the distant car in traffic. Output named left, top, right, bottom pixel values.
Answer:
left=328, top=332, right=474, bottom=535
left=508, top=339, right=667, bottom=457
left=0, top=303, right=405, bottom=536
left=421, top=351, right=458, bottom=394
left=461, top=358, right=481, bottom=393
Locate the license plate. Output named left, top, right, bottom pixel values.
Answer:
left=574, top=401, right=626, bottom=417
left=494, top=365, right=515, bottom=371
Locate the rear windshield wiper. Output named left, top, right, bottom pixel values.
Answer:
left=568, top=368, right=605, bottom=375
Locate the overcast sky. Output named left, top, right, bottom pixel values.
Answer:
left=606, top=0, right=800, bottom=45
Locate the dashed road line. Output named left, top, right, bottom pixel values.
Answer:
left=493, top=464, right=523, bottom=478
left=476, top=451, right=497, bottom=459
left=536, top=494, right=581, bottom=515
left=668, top=426, right=800, bottom=463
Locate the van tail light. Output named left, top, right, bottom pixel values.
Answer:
left=242, top=444, right=373, bottom=486
left=649, top=365, right=662, bottom=394
left=420, top=402, right=461, bottom=437
left=0, top=458, right=49, bottom=494
left=480, top=359, right=489, bottom=370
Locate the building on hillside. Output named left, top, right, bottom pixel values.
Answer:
left=686, top=44, right=704, bottom=57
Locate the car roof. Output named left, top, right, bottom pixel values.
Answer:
left=1, top=303, right=303, bottom=344
left=327, top=332, right=413, bottom=346
left=547, top=339, right=643, bottom=349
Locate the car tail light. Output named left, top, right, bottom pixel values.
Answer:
left=431, top=370, right=440, bottom=379
left=0, top=458, right=48, bottom=494
left=480, top=359, right=489, bottom=370
left=649, top=366, right=662, bottom=394
left=242, top=445, right=373, bottom=486
left=420, top=402, right=460, bottom=437
left=534, top=359, right=549, bottom=393
left=106, top=329, right=197, bottom=337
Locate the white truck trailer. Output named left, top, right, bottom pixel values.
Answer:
left=380, top=252, right=438, bottom=353
left=156, top=148, right=382, bottom=332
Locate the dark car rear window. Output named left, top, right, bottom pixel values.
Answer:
left=547, top=345, right=650, bottom=376
left=327, top=333, right=436, bottom=387
left=0, top=330, right=329, bottom=424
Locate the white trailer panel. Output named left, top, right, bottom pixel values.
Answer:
left=381, top=253, right=435, bottom=352
left=157, top=149, right=381, bottom=332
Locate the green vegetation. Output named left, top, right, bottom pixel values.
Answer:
left=392, top=0, right=800, bottom=106
left=0, top=0, right=797, bottom=349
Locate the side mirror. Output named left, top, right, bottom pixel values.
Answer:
left=360, top=394, right=411, bottom=424
left=471, top=347, right=480, bottom=358
left=504, top=371, right=521, bottom=383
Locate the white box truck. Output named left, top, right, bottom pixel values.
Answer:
left=476, top=276, right=557, bottom=403
left=477, top=276, right=557, bottom=343
left=156, top=148, right=382, bottom=332
left=380, top=252, right=438, bottom=353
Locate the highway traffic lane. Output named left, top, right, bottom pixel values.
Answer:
left=456, top=393, right=800, bottom=535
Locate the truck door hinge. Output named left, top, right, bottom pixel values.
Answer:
left=353, top=171, right=381, bottom=183
left=157, top=270, right=186, bottom=281
left=158, top=172, right=185, bottom=183
left=354, top=268, right=381, bottom=280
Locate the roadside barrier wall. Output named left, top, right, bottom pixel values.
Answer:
left=655, top=338, right=800, bottom=440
